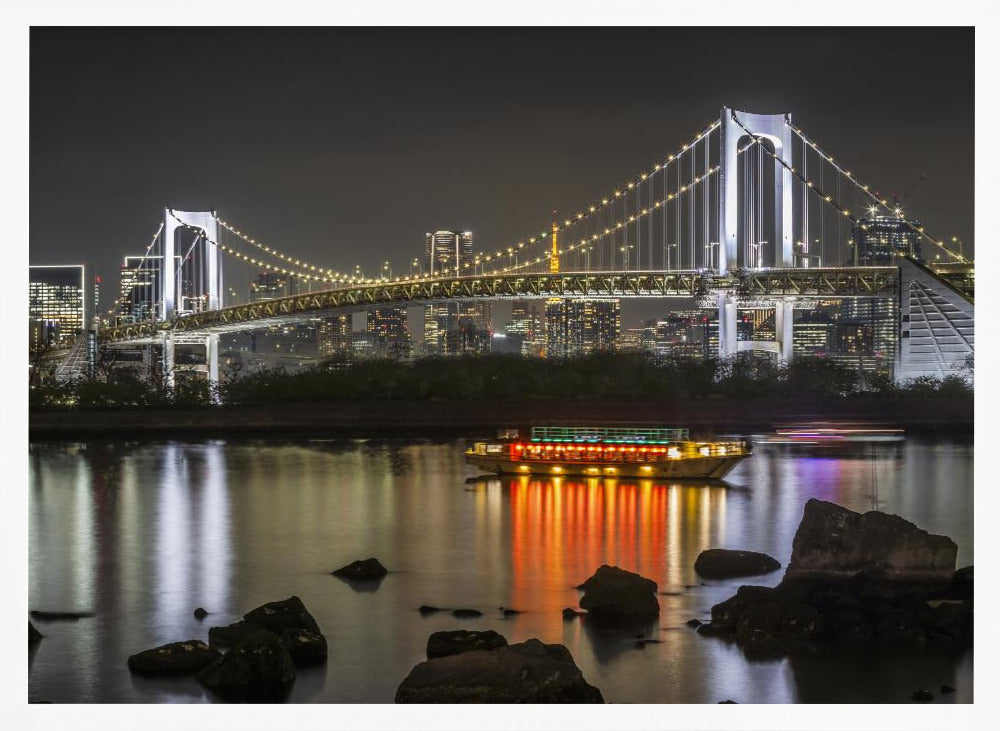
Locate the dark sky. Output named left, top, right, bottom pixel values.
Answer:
left=30, top=27, right=973, bottom=326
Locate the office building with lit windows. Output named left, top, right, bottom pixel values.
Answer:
left=421, top=230, right=491, bottom=354
left=367, top=307, right=411, bottom=358
left=544, top=298, right=620, bottom=357
left=852, top=216, right=922, bottom=265
left=29, top=264, right=88, bottom=348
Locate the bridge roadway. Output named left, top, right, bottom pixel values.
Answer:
left=100, top=266, right=900, bottom=345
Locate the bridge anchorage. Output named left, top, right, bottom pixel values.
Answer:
left=92, top=106, right=971, bottom=391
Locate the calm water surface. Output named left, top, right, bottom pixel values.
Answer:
left=28, top=434, right=973, bottom=703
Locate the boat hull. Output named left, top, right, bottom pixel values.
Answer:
left=465, top=452, right=749, bottom=480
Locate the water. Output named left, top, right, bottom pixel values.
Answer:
left=28, top=434, right=973, bottom=704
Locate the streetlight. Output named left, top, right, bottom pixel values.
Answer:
left=580, top=245, right=592, bottom=271
left=411, top=258, right=419, bottom=277
left=620, top=244, right=634, bottom=272
left=665, top=242, right=678, bottom=271
left=951, top=236, right=965, bottom=259
left=382, top=261, right=391, bottom=281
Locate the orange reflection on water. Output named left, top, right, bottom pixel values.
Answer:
left=506, top=477, right=729, bottom=635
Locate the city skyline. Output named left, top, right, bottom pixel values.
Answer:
left=30, top=27, right=973, bottom=316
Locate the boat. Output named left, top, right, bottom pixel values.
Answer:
left=465, top=426, right=751, bottom=480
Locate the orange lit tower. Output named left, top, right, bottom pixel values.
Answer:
left=550, top=211, right=560, bottom=274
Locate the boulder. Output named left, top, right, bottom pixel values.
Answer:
left=30, top=610, right=94, bottom=621
left=577, top=565, right=659, bottom=623
left=426, top=630, right=508, bottom=659
left=418, top=605, right=443, bottom=614
left=331, top=558, right=388, bottom=580
left=694, top=549, right=781, bottom=580
left=208, top=619, right=255, bottom=647
left=785, top=499, right=957, bottom=584
left=29, top=622, right=42, bottom=644
left=451, top=609, right=482, bottom=618
left=243, top=596, right=321, bottom=636
left=501, top=608, right=521, bottom=617
left=193, top=607, right=208, bottom=620
left=685, top=618, right=703, bottom=628
left=562, top=607, right=584, bottom=619
left=281, top=629, right=328, bottom=666
left=127, top=640, right=221, bottom=676
left=911, top=688, right=934, bottom=702
left=950, top=566, right=973, bottom=600
left=395, top=638, right=603, bottom=703
left=197, top=630, right=296, bottom=702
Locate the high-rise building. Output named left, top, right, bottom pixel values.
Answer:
left=318, top=314, right=353, bottom=356
left=250, top=270, right=295, bottom=302
left=505, top=301, right=545, bottom=356
left=545, top=299, right=620, bottom=357
left=118, top=255, right=170, bottom=323
left=852, top=216, right=923, bottom=265
left=29, top=265, right=88, bottom=348
left=425, top=230, right=474, bottom=276
left=367, top=307, right=411, bottom=358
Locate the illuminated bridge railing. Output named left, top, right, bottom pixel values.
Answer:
left=100, top=267, right=905, bottom=343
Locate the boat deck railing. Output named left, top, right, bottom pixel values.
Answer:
left=529, top=426, right=690, bottom=444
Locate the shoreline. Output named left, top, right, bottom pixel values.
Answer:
left=29, top=397, right=973, bottom=439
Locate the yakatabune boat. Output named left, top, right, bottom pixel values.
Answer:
left=465, top=426, right=751, bottom=480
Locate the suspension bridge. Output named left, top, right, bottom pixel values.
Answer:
left=73, top=107, right=972, bottom=387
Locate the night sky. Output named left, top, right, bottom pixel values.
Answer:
left=30, top=27, right=973, bottom=326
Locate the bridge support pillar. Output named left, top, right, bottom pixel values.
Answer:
left=206, top=333, right=220, bottom=404
left=162, top=333, right=175, bottom=389
left=717, top=293, right=738, bottom=360
left=775, top=301, right=794, bottom=363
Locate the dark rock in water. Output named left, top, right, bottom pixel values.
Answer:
left=426, top=630, right=508, bottom=659
left=418, top=605, right=442, bottom=614
left=941, top=684, right=956, bottom=694
left=128, top=640, right=221, bottom=676
left=950, top=566, right=973, bottom=600
left=197, top=630, right=296, bottom=702
left=562, top=607, right=584, bottom=619
left=694, top=549, right=781, bottom=580
left=331, top=557, right=388, bottom=580
left=786, top=499, right=957, bottom=584
left=209, top=596, right=325, bottom=668
left=193, top=607, right=208, bottom=620
left=633, top=641, right=646, bottom=649
left=209, top=619, right=255, bottom=647
left=280, top=629, right=327, bottom=666
left=29, top=622, right=42, bottom=644
left=577, top=565, right=659, bottom=624
left=696, top=622, right=728, bottom=638
left=911, top=688, right=934, bottom=702
left=451, top=609, right=482, bottom=618
left=30, top=610, right=94, bottom=621
left=718, top=699, right=737, bottom=703
left=395, top=638, right=603, bottom=703
left=501, top=608, right=521, bottom=617
left=686, top=618, right=703, bottom=628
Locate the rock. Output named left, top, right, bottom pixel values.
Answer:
left=451, top=609, right=482, bottom=618
left=694, top=549, right=781, bottom=580
left=911, top=688, right=934, bottom=702
left=193, top=607, right=208, bottom=620
left=395, top=638, right=603, bottom=703
left=501, top=608, right=521, bottom=617
left=418, top=605, right=442, bottom=614
left=785, top=499, right=957, bottom=584
left=127, top=640, right=221, bottom=676
left=197, top=630, right=296, bottom=702
left=941, top=684, right=956, bottom=694
left=562, top=607, right=584, bottom=619
left=280, top=629, right=327, bottom=666
left=718, top=699, right=737, bottom=703
left=426, top=630, right=508, bottom=659
left=29, top=622, right=42, bottom=645
left=696, top=622, right=729, bottom=637
left=577, top=565, right=659, bottom=624
left=208, top=619, right=255, bottom=647
left=243, top=596, right=321, bottom=636
left=29, top=610, right=94, bottom=621
left=686, top=618, right=703, bottom=628
left=331, top=557, right=388, bottom=580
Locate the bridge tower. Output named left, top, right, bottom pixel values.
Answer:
left=160, top=209, right=222, bottom=395
left=716, top=108, right=795, bottom=362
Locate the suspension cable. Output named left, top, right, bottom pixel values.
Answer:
left=105, top=221, right=164, bottom=320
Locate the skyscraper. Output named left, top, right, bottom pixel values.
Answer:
left=318, top=314, right=352, bottom=357
left=852, top=216, right=923, bottom=265
left=544, top=299, right=621, bottom=357
left=422, top=230, right=491, bottom=354
left=505, top=301, right=545, bottom=356
left=29, top=265, right=88, bottom=348
left=367, top=307, right=411, bottom=358
left=118, top=255, right=169, bottom=324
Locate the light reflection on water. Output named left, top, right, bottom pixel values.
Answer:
left=28, top=436, right=972, bottom=703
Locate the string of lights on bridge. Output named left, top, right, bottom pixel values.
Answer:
left=208, top=119, right=722, bottom=286
left=787, top=123, right=968, bottom=263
